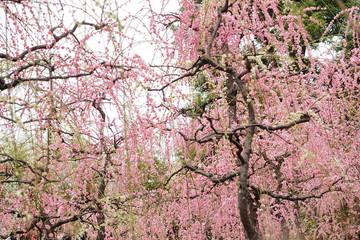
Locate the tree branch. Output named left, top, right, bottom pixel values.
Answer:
left=0, top=153, right=59, bottom=183
left=251, top=178, right=343, bottom=201
left=206, top=0, right=230, bottom=55
left=0, top=0, right=22, bottom=3
left=0, top=21, right=105, bottom=62
left=148, top=59, right=204, bottom=91
left=256, top=114, right=311, bottom=131
left=165, top=164, right=240, bottom=186
left=0, top=70, right=96, bottom=91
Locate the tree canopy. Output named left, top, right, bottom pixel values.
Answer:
left=0, top=0, right=359, bottom=239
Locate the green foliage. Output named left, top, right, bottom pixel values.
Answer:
left=191, top=70, right=216, bottom=94
left=288, top=0, right=359, bottom=47
left=182, top=70, right=216, bottom=115
left=138, top=157, right=168, bottom=191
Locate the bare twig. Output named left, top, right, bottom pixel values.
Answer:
left=148, top=59, right=204, bottom=91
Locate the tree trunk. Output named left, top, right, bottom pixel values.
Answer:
left=226, top=72, right=237, bottom=125
left=238, top=164, right=262, bottom=240
left=96, top=176, right=106, bottom=240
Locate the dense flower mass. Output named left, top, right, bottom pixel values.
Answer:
left=0, top=0, right=359, bottom=239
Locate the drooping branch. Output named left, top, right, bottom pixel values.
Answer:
left=206, top=0, right=233, bottom=55
left=0, top=21, right=108, bottom=91
left=0, top=21, right=105, bottom=62
left=0, top=24, right=78, bottom=62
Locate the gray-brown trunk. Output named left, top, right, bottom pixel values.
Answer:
left=238, top=164, right=262, bottom=240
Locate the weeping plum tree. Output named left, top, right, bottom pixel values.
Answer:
left=0, top=0, right=173, bottom=239
left=146, top=0, right=359, bottom=239
left=0, top=0, right=359, bottom=239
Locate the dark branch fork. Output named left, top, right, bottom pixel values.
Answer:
left=0, top=208, right=93, bottom=239
left=0, top=153, right=59, bottom=183
left=148, top=57, right=205, bottom=92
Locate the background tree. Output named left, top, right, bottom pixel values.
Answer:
left=0, top=0, right=172, bottom=239
left=289, top=0, right=359, bottom=44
